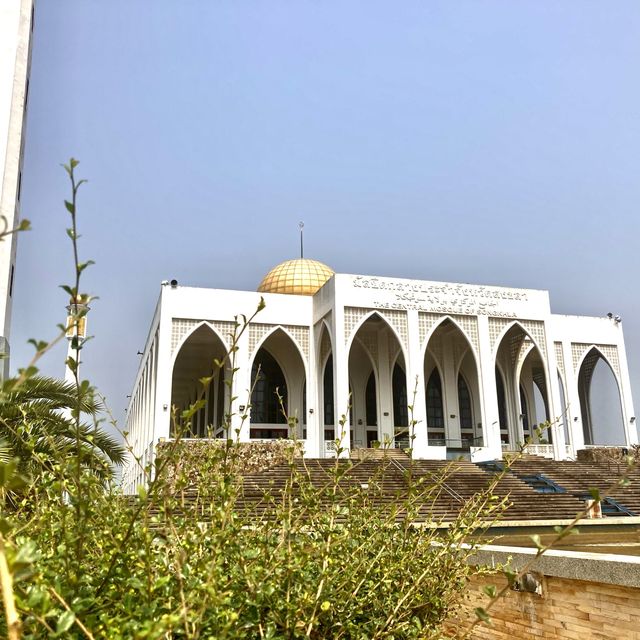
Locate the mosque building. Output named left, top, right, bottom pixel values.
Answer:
left=122, top=257, right=637, bottom=493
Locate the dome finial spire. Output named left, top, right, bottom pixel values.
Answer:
left=298, top=221, right=304, bottom=259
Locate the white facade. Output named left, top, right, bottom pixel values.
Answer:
left=123, top=272, right=637, bottom=493
left=0, top=0, right=34, bottom=375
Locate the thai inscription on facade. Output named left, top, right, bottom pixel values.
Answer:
left=352, top=276, right=529, bottom=317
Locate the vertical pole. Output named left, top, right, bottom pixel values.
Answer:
left=299, top=221, right=304, bottom=259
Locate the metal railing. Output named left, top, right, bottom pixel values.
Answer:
left=427, top=437, right=484, bottom=451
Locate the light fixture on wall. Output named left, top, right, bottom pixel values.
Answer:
left=308, top=408, right=314, bottom=414
left=574, top=416, right=579, bottom=422
left=631, top=416, right=636, bottom=423
left=239, top=405, right=246, bottom=412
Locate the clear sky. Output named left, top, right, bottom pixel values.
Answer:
left=14, top=0, right=640, bottom=437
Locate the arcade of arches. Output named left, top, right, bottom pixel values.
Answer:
left=168, top=316, right=629, bottom=457
left=124, top=262, right=638, bottom=494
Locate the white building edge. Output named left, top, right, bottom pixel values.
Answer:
left=123, top=259, right=637, bottom=493
left=0, top=0, right=35, bottom=376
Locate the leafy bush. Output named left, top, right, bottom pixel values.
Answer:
left=0, top=161, right=513, bottom=639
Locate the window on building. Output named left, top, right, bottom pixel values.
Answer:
left=365, top=372, right=377, bottom=426
left=323, top=355, right=334, bottom=426
left=496, top=367, right=508, bottom=438
left=392, top=363, right=408, bottom=427
left=250, top=349, right=287, bottom=425
left=426, top=368, right=444, bottom=429
left=458, top=374, right=473, bottom=431
left=519, top=385, right=530, bottom=434
left=302, top=381, right=306, bottom=426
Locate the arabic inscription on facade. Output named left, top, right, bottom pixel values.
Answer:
left=352, top=276, right=528, bottom=318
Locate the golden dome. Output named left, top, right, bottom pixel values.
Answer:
left=257, top=258, right=335, bottom=296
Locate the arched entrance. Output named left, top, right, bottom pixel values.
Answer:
left=578, top=348, right=625, bottom=445
left=249, top=329, right=306, bottom=440
left=348, top=313, right=406, bottom=448
left=424, top=318, right=481, bottom=452
left=495, top=324, right=550, bottom=447
left=170, top=324, right=228, bottom=437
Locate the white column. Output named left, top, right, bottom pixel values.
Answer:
left=477, top=316, right=502, bottom=459
left=232, top=327, right=251, bottom=442
left=154, top=304, right=174, bottom=443
left=442, top=336, right=460, bottom=445
left=333, top=307, right=351, bottom=456
left=615, top=328, right=638, bottom=446
left=562, top=341, right=584, bottom=454
left=315, top=325, right=329, bottom=458
left=406, top=311, right=428, bottom=456
left=520, top=367, right=536, bottom=443
left=543, top=327, right=567, bottom=459
left=377, top=330, right=394, bottom=445
left=305, top=325, right=321, bottom=457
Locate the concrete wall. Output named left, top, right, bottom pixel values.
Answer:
left=450, top=545, right=640, bottom=639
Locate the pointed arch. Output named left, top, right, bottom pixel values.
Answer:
left=421, top=314, right=479, bottom=362
left=250, top=349, right=287, bottom=427
left=316, top=320, right=336, bottom=437
left=346, top=310, right=409, bottom=367
left=316, top=318, right=334, bottom=369
left=575, top=344, right=622, bottom=389
left=170, top=323, right=229, bottom=437
left=354, top=335, right=379, bottom=374
left=249, top=327, right=307, bottom=439
left=170, top=321, right=229, bottom=368
left=347, top=311, right=407, bottom=449
left=423, top=316, right=482, bottom=449
left=578, top=346, right=625, bottom=445
left=515, top=341, right=536, bottom=383
left=250, top=325, right=308, bottom=379
left=492, top=320, right=546, bottom=363
left=495, top=323, right=549, bottom=446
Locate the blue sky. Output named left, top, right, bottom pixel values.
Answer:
left=15, top=0, right=640, bottom=434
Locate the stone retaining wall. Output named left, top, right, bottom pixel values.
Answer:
left=448, top=545, right=640, bottom=639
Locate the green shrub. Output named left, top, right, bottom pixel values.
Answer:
left=0, top=160, right=511, bottom=639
